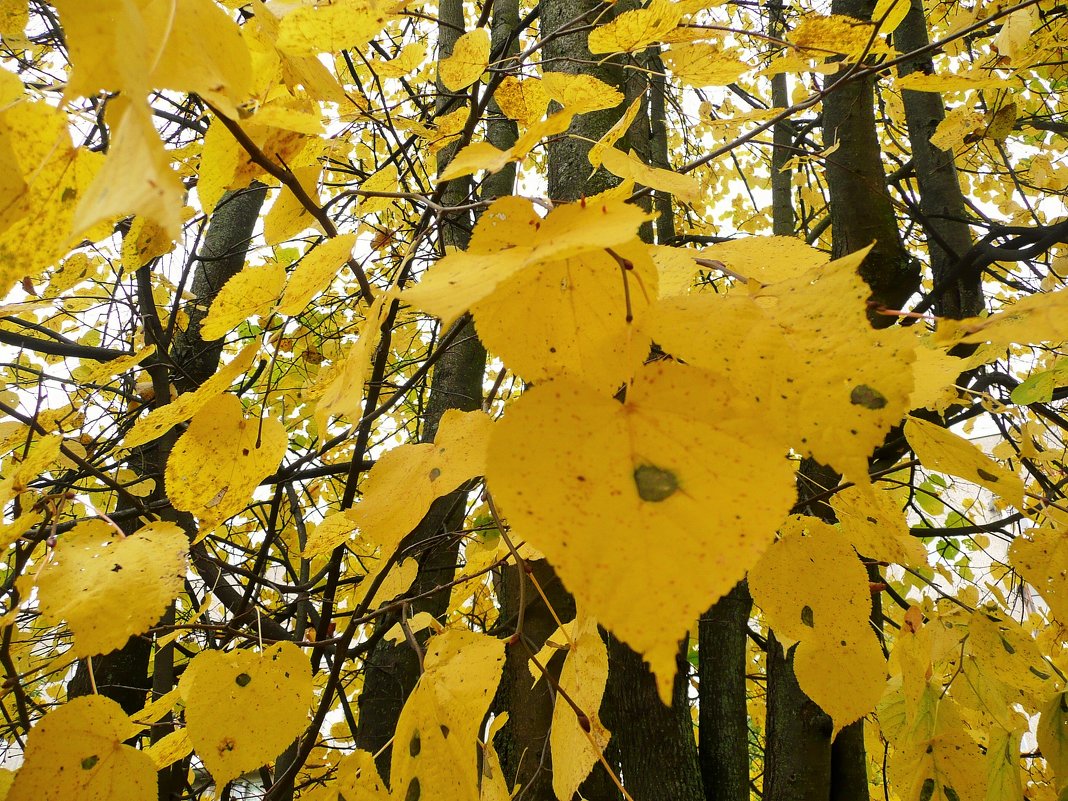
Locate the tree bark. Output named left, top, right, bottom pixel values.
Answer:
left=895, top=0, right=982, bottom=319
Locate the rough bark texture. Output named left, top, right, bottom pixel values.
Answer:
left=823, top=0, right=918, bottom=325
left=698, top=581, right=752, bottom=801
left=895, top=0, right=983, bottom=319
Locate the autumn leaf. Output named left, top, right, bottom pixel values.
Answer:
left=180, top=642, right=313, bottom=788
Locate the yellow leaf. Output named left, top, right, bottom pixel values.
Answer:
left=699, top=235, right=828, bottom=284
left=649, top=246, right=916, bottom=483
left=889, top=703, right=988, bottom=801
left=439, top=28, right=490, bottom=92
left=121, top=216, right=175, bottom=270
left=8, top=696, right=155, bottom=801
left=551, top=614, right=611, bottom=801
left=391, top=630, right=505, bottom=801
left=314, top=290, right=391, bottom=433
left=1010, top=527, right=1068, bottom=626
left=793, top=629, right=886, bottom=735
left=180, top=642, right=313, bottom=788
left=597, top=147, right=702, bottom=203
left=375, top=42, right=427, bottom=78
left=928, top=107, right=985, bottom=151
left=905, top=416, right=1025, bottom=508
left=935, top=288, right=1068, bottom=348
left=165, top=394, right=288, bottom=532
left=331, top=750, right=390, bottom=800
left=300, top=510, right=359, bottom=558
left=663, top=43, right=749, bottom=87
left=123, top=343, right=259, bottom=449
left=36, top=520, right=187, bottom=657
left=439, top=141, right=514, bottom=182
left=872, top=0, right=910, bottom=34
left=494, top=77, right=549, bottom=125
left=201, top=263, right=286, bottom=341
left=588, top=1, right=682, bottom=54
left=276, top=0, right=394, bottom=56
left=749, top=516, right=873, bottom=646
left=0, top=434, right=62, bottom=506
left=358, top=165, right=399, bottom=214
left=350, top=409, right=493, bottom=556
left=896, top=69, right=1014, bottom=94
left=487, top=362, right=796, bottom=700
left=263, top=164, right=323, bottom=245
left=1038, top=691, right=1068, bottom=791
left=144, top=728, right=193, bottom=770
left=542, top=72, right=623, bottom=115
left=789, top=14, right=891, bottom=60
left=277, top=234, right=357, bottom=316
left=831, top=484, right=927, bottom=566
left=471, top=239, right=655, bottom=392
left=588, top=96, right=644, bottom=168
left=72, top=97, right=183, bottom=243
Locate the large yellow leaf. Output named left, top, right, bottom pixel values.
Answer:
left=180, top=642, right=313, bottom=788
left=36, top=520, right=187, bottom=657
left=663, top=43, right=749, bottom=87
left=650, top=246, right=916, bottom=483
left=166, top=394, right=288, bottom=532
left=831, top=484, right=928, bottom=566
left=439, top=28, right=490, bottom=91
left=698, top=235, right=828, bottom=285
left=8, top=696, right=154, bottom=801
left=72, top=97, right=184, bottom=243
left=391, top=630, right=505, bottom=801
left=793, top=628, right=886, bottom=735
left=934, top=287, right=1068, bottom=347
left=889, top=701, right=988, bottom=801
left=350, top=409, right=493, bottom=555
left=123, top=343, right=259, bottom=449
left=471, top=240, right=655, bottom=392
left=487, top=362, right=795, bottom=699
left=201, top=263, right=286, bottom=341
left=905, top=416, right=1025, bottom=508
left=541, top=72, right=623, bottom=115
left=749, top=516, right=872, bottom=646
left=588, top=0, right=681, bottom=54
left=551, top=614, right=611, bottom=801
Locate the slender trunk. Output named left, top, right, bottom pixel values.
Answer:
left=895, top=0, right=982, bottom=319
left=698, top=581, right=752, bottom=801
left=822, top=0, right=918, bottom=326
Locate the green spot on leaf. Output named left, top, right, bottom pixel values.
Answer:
left=944, top=786, right=961, bottom=801
left=633, top=464, right=678, bottom=502
left=801, top=605, right=815, bottom=628
left=919, top=778, right=935, bottom=801
left=81, top=754, right=99, bottom=770
left=409, top=731, right=421, bottom=756
left=235, top=672, right=252, bottom=687
left=849, top=384, right=887, bottom=410
left=976, top=468, right=999, bottom=482
left=405, top=777, right=421, bottom=801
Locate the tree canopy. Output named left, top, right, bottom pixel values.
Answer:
left=1, top=0, right=1068, bottom=800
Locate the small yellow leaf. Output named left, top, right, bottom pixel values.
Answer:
left=494, top=77, right=549, bottom=125
left=896, top=69, right=1014, bottom=94
left=277, top=234, right=357, bottom=316
left=588, top=96, right=644, bottom=168
left=597, top=147, right=702, bottom=203
left=201, top=263, right=286, bottom=341
left=905, top=416, right=1025, bottom=508
left=872, top=0, right=910, bottom=34
left=831, top=484, right=927, bottom=566
left=551, top=614, right=611, bottom=801
left=166, top=394, right=288, bottom=531
left=1010, top=527, right=1068, bottom=626
left=928, top=107, right=985, bottom=151
left=145, top=728, right=193, bottom=770
left=276, top=0, right=393, bottom=56
left=439, top=141, right=514, bottom=182
left=663, top=43, right=749, bottom=87
left=542, top=72, right=623, bottom=115
left=935, top=288, right=1068, bottom=348
left=332, top=750, right=390, bottom=800
left=439, top=28, right=490, bottom=91
left=0, top=433, right=63, bottom=506
left=789, top=15, right=891, bottom=60
left=359, top=165, right=400, bottom=214
left=1038, top=691, right=1068, bottom=791
left=180, top=642, right=313, bottom=788
left=263, top=164, right=322, bottom=245
left=72, top=97, right=183, bottom=244
left=8, top=696, right=155, bottom=801
left=375, top=42, right=427, bottom=78
left=300, top=510, right=359, bottom=559
left=793, top=629, right=886, bottom=735
left=36, top=520, right=188, bottom=658
left=350, top=409, right=493, bottom=556
left=588, top=1, right=681, bottom=54
left=699, top=235, right=828, bottom=284
left=123, top=343, right=259, bottom=449
left=391, top=630, right=506, bottom=801
left=749, top=516, right=872, bottom=646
